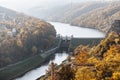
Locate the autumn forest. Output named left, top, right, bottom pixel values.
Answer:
left=0, top=0, right=120, bottom=80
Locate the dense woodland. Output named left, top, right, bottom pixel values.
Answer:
left=39, top=31, right=120, bottom=80
left=0, top=6, right=56, bottom=68
left=31, top=1, right=120, bottom=33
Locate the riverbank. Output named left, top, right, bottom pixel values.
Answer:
left=38, top=32, right=120, bottom=80
left=0, top=55, right=44, bottom=80
left=0, top=49, right=57, bottom=80
left=17, top=53, right=69, bottom=80
left=50, top=22, right=105, bottom=38
left=14, top=37, right=104, bottom=80
left=0, top=38, right=61, bottom=80
left=0, top=22, right=105, bottom=80
left=36, top=55, right=72, bottom=80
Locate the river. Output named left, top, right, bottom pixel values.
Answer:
left=15, top=53, right=68, bottom=80
left=50, top=22, right=105, bottom=38
left=15, top=22, right=105, bottom=80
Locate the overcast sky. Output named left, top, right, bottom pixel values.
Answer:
left=0, top=0, right=113, bottom=12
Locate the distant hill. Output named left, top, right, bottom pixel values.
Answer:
left=29, top=1, right=120, bottom=33
left=28, top=2, right=107, bottom=23
left=0, top=6, right=56, bottom=68
left=71, top=1, right=120, bottom=33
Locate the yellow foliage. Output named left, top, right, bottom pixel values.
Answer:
left=74, top=32, right=120, bottom=80
left=39, top=32, right=120, bottom=80
left=75, top=67, right=95, bottom=80
left=16, top=39, right=23, bottom=48
left=33, top=30, right=39, bottom=36
left=111, top=72, right=120, bottom=80
left=87, top=56, right=100, bottom=64
left=74, top=49, right=89, bottom=64
left=20, top=28, right=24, bottom=34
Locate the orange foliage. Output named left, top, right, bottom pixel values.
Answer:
left=74, top=46, right=89, bottom=64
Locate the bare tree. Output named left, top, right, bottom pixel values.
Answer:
left=50, top=62, right=55, bottom=80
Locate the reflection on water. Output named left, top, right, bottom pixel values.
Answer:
left=15, top=53, right=68, bottom=80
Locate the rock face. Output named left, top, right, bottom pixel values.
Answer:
left=108, top=20, right=120, bottom=34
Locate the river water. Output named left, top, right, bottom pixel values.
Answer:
left=15, top=53, right=68, bottom=80
left=15, top=22, right=105, bottom=80
left=50, top=22, right=105, bottom=38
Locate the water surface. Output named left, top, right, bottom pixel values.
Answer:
left=15, top=53, right=68, bottom=80
left=15, top=22, right=105, bottom=80
left=50, top=22, right=105, bottom=38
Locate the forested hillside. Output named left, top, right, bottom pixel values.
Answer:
left=38, top=20, right=120, bottom=80
left=38, top=32, right=120, bottom=80
left=30, top=1, right=120, bottom=33
left=49, top=2, right=107, bottom=23
left=71, top=1, right=120, bottom=33
left=29, top=2, right=107, bottom=23
left=0, top=6, right=56, bottom=68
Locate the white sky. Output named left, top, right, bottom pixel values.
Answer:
left=0, top=0, right=70, bottom=12
left=0, top=0, right=114, bottom=12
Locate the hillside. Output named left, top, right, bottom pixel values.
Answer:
left=38, top=20, right=120, bottom=80
left=71, top=1, right=120, bottom=33
left=0, top=6, right=56, bottom=68
left=38, top=32, right=120, bottom=80
left=29, top=2, right=107, bottom=23
left=29, top=1, right=120, bottom=33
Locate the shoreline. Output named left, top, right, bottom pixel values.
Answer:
left=0, top=40, right=60, bottom=80
left=48, top=21, right=106, bottom=34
